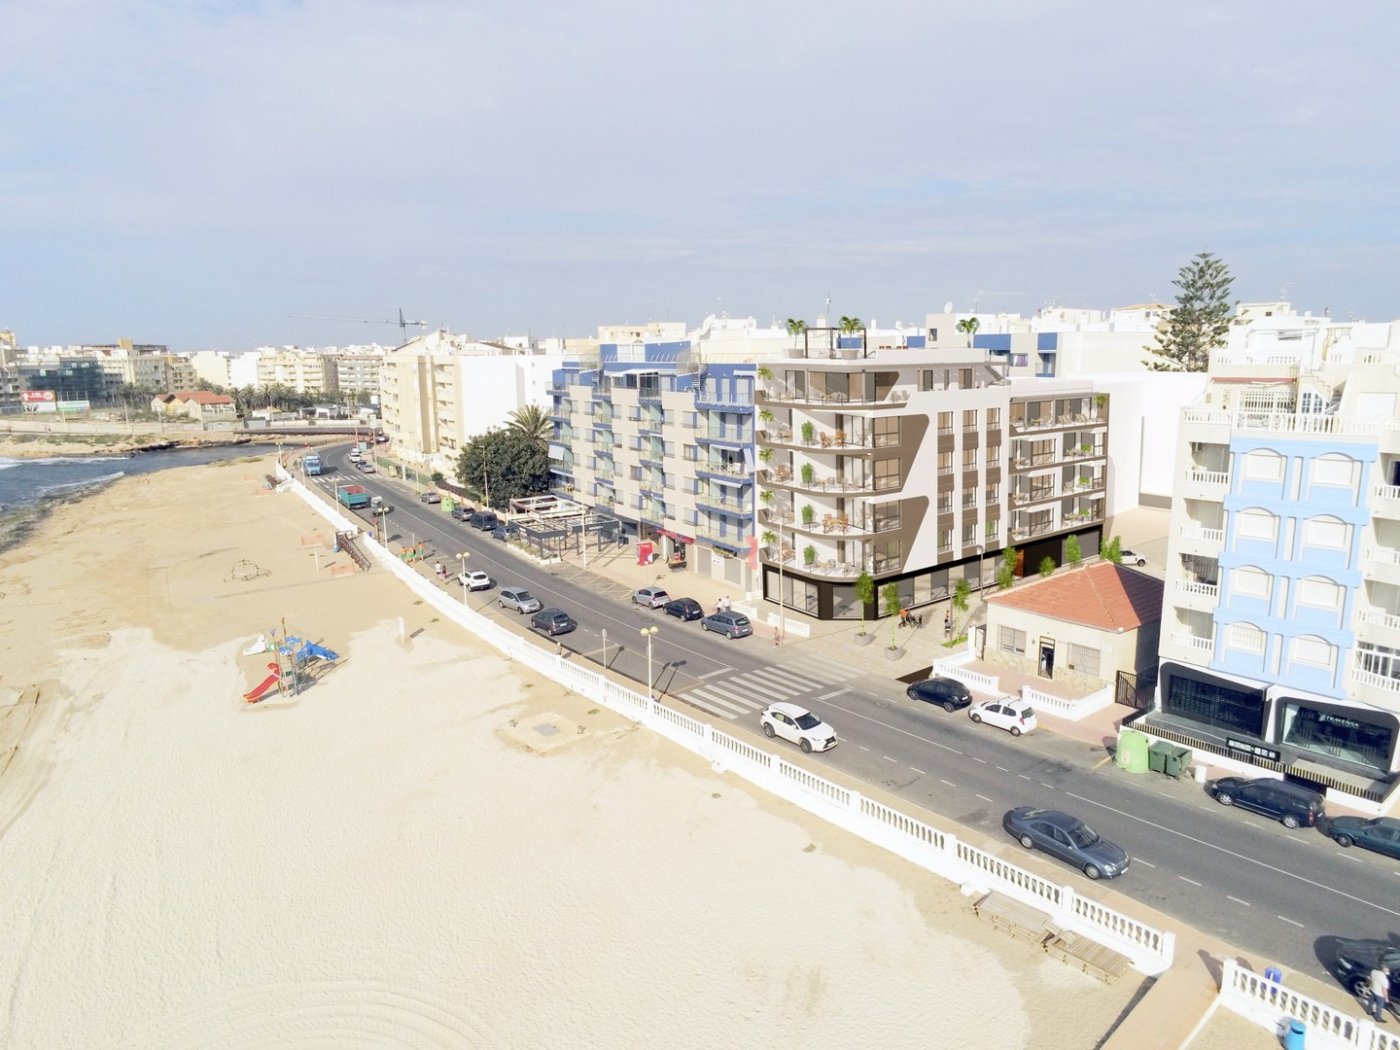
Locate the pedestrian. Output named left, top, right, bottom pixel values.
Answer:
left=721, top=595, right=731, bottom=613
left=1368, top=962, right=1390, bottom=1023
left=434, top=561, right=445, bottom=580
left=944, top=611, right=952, bottom=635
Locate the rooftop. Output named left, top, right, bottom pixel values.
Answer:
left=986, top=561, right=1163, bottom=632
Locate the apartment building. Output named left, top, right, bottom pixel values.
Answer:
left=255, top=348, right=338, bottom=395
left=754, top=331, right=1111, bottom=620
left=1147, top=318, right=1400, bottom=790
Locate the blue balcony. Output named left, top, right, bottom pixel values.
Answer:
left=695, top=394, right=754, bottom=412
left=695, top=432, right=750, bottom=448
left=696, top=499, right=750, bottom=517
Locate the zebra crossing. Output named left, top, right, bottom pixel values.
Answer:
left=678, top=652, right=862, bottom=720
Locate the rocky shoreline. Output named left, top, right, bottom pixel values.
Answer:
left=0, top=433, right=261, bottom=460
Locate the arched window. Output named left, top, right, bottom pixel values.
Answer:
left=1311, top=454, right=1357, bottom=489
left=1235, top=507, right=1278, bottom=541
left=1242, top=449, right=1284, bottom=482
left=1291, top=635, right=1335, bottom=670
left=1296, top=576, right=1342, bottom=611
left=1232, top=566, right=1272, bottom=599
left=1226, top=622, right=1266, bottom=655
left=1303, top=516, right=1349, bottom=550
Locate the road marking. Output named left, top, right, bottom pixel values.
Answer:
left=1277, top=916, right=1304, bottom=928
left=858, top=745, right=871, bottom=752
left=1040, top=782, right=1055, bottom=789
left=1134, top=859, right=1155, bottom=868
left=972, top=756, right=988, bottom=764
left=684, top=687, right=754, bottom=716
left=882, top=755, right=897, bottom=763
left=1227, top=896, right=1252, bottom=907
left=995, top=765, right=1009, bottom=772
left=697, top=667, right=734, bottom=680
left=818, top=698, right=967, bottom=756
left=910, top=767, right=927, bottom=776
left=940, top=779, right=956, bottom=787
left=1062, top=791, right=1400, bottom=921
left=1018, top=774, right=1031, bottom=780
left=1178, top=876, right=1202, bottom=887
left=816, top=686, right=853, bottom=700
left=975, top=794, right=994, bottom=803
left=1339, top=852, right=1364, bottom=863
left=1092, top=755, right=1113, bottom=770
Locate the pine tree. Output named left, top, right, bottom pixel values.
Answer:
left=1146, top=251, right=1235, bottom=372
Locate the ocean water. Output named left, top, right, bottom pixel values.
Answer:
left=0, top=445, right=273, bottom=516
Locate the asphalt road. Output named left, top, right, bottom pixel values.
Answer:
left=310, top=447, right=1400, bottom=990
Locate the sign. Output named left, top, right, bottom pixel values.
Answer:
left=1226, top=738, right=1282, bottom=763
left=20, top=390, right=55, bottom=403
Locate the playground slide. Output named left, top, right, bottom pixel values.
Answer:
left=300, top=642, right=339, bottom=662
left=242, top=674, right=280, bottom=702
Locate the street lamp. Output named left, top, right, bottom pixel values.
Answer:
left=640, top=625, right=659, bottom=700
left=776, top=523, right=787, bottom=640
left=459, top=552, right=470, bottom=604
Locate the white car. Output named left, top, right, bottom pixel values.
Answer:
left=632, top=586, right=670, bottom=608
left=1119, top=549, right=1147, bottom=567
left=760, top=702, right=838, bottom=754
left=457, top=570, right=493, bottom=591
left=968, top=697, right=1037, bottom=737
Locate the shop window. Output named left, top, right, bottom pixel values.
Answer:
left=1280, top=702, right=1393, bottom=772
left=1162, top=673, right=1264, bottom=736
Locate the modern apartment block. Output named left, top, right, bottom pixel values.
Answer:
left=754, top=332, right=1110, bottom=620
left=1147, top=319, right=1400, bottom=791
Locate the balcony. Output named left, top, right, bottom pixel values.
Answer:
left=696, top=462, right=751, bottom=483
left=1009, top=412, right=1104, bottom=433
left=694, top=391, right=755, bottom=412
left=758, top=385, right=913, bottom=410
left=1182, top=409, right=1394, bottom=438
left=1350, top=666, right=1400, bottom=698
left=1365, top=545, right=1400, bottom=584
left=1373, top=482, right=1400, bottom=517
left=1179, top=524, right=1225, bottom=544
left=696, top=431, right=750, bottom=448
left=1170, top=632, right=1216, bottom=655
left=1010, top=488, right=1058, bottom=507
left=696, top=499, right=749, bottom=517
left=1186, top=467, right=1231, bottom=496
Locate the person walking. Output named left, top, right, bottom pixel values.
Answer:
left=1368, top=962, right=1390, bottom=1022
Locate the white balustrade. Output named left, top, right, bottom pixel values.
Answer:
left=1218, top=959, right=1397, bottom=1050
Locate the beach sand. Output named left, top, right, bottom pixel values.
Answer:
left=1, top=455, right=1156, bottom=1048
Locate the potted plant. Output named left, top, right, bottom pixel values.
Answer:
left=759, top=408, right=776, bottom=425
left=759, top=489, right=774, bottom=505
left=882, top=582, right=904, bottom=659
left=854, top=570, right=876, bottom=644
left=800, top=463, right=815, bottom=485
left=1039, top=556, right=1056, bottom=578
left=758, top=447, right=774, bottom=464
left=803, top=544, right=817, bottom=566
left=801, top=420, right=815, bottom=444
left=801, top=504, right=815, bottom=526
left=757, top=365, right=774, bottom=381
left=762, top=530, right=777, bottom=549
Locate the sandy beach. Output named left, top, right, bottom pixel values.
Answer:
left=0, top=453, right=1227, bottom=1048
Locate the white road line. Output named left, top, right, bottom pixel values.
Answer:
left=995, top=765, right=1009, bottom=772
left=1227, top=896, right=1252, bottom=907
left=882, top=755, right=897, bottom=763
left=1178, top=876, right=1203, bottom=887
left=1277, top=916, right=1304, bottom=928
left=940, top=778, right=956, bottom=787
left=1134, top=859, right=1156, bottom=868
left=972, top=756, right=988, bottom=764
left=696, top=667, right=734, bottom=680
left=815, top=686, right=853, bottom=701
left=694, top=683, right=768, bottom=710
left=683, top=688, right=751, bottom=717
left=1018, top=774, right=1031, bottom=780
left=975, top=794, right=994, bottom=803
left=858, top=745, right=871, bottom=752
left=718, top=676, right=787, bottom=704
left=1040, top=782, right=1055, bottom=789
left=910, top=767, right=927, bottom=776
left=1062, top=791, right=1400, bottom=920
left=752, top=666, right=826, bottom=691
left=679, top=693, right=743, bottom=718
left=818, top=698, right=967, bottom=756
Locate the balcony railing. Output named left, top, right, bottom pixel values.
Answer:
left=1182, top=409, right=1395, bottom=437
left=1350, top=666, right=1400, bottom=694
left=1175, top=579, right=1220, bottom=599
left=759, top=386, right=913, bottom=408
left=1179, top=525, right=1225, bottom=543
left=1188, top=467, right=1230, bottom=488
left=1009, top=413, right=1104, bottom=432
left=1170, top=633, right=1215, bottom=653
left=1357, top=609, right=1400, bottom=632
left=1367, top=546, right=1400, bottom=567
left=1373, top=482, right=1400, bottom=504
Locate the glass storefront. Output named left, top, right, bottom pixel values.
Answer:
left=1277, top=701, right=1395, bottom=774
left=1160, top=667, right=1265, bottom=737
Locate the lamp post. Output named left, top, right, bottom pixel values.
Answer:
left=776, top=522, right=787, bottom=639
left=601, top=627, right=608, bottom=669
left=640, top=625, right=658, bottom=699
left=459, top=552, right=470, bottom=604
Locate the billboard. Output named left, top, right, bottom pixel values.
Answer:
left=21, top=390, right=56, bottom=412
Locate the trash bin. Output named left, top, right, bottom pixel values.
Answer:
left=1148, top=740, right=1174, bottom=774
left=1115, top=730, right=1150, bottom=773
left=1163, top=746, right=1191, bottom=778
left=1282, top=1018, right=1305, bottom=1050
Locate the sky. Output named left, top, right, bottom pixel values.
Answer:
left=2, top=1, right=1398, bottom=351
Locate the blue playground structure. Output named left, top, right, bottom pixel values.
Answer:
left=282, top=636, right=340, bottom=666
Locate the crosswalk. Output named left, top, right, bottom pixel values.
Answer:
left=677, top=652, right=862, bottom=720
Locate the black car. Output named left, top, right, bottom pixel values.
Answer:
left=1206, top=776, right=1325, bottom=829
left=1321, top=815, right=1400, bottom=859
left=1003, top=806, right=1130, bottom=880
left=450, top=503, right=474, bottom=521
left=663, top=597, right=704, bottom=621
left=530, top=608, right=577, bottom=636
left=1333, top=939, right=1400, bottom=1001
left=906, top=676, right=973, bottom=712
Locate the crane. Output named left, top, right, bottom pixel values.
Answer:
left=288, top=308, right=428, bottom=344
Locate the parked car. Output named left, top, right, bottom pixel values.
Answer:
left=1206, top=776, right=1325, bottom=829
left=632, top=586, right=670, bottom=608
left=348, top=450, right=362, bottom=463
left=457, top=570, right=493, bottom=591
left=969, top=697, right=1037, bottom=736
left=419, top=490, right=442, bottom=504
left=1321, top=815, right=1400, bottom=859
left=498, top=587, right=542, bottom=614
left=1119, top=549, right=1148, bottom=567
left=760, top=702, right=838, bottom=754
left=369, top=496, right=391, bottom=514
left=469, top=511, right=499, bottom=531
left=356, top=461, right=376, bottom=473
left=700, top=611, right=752, bottom=639
left=531, top=608, right=577, bottom=636
left=450, top=503, right=474, bottom=521
left=906, top=676, right=973, bottom=713
left=1003, top=806, right=1130, bottom=880
left=663, top=597, right=704, bottom=621
left=491, top=524, right=518, bottom=541
left=1332, top=939, right=1400, bottom=1001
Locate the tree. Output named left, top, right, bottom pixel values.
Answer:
left=1065, top=534, right=1082, bottom=566
left=505, top=404, right=551, bottom=450
left=854, top=570, right=876, bottom=636
left=952, top=577, right=971, bottom=616
left=1101, top=535, right=1123, bottom=564
left=1147, top=251, right=1234, bottom=372
left=996, top=546, right=1018, bottom=590
left=956, top=316, right=980, bottom=347
left=784, top=319, right=807, bottom=348
left=838, top=316, right=863, bottom=342
left=1039, top=556, right=1056, bottom=578
left=882, top=582, right=903, bottom=648
left=454, top=427, right=549, bottom=510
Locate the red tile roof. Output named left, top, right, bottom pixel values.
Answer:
left=172, top=390, right=235, bottom=405
left=985, top=561, right=1163, bottom=632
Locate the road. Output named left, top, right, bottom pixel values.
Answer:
left=311, top=446, right=1400, bottom=990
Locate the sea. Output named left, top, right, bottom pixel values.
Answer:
left=0, top=445, right=273, bottom=519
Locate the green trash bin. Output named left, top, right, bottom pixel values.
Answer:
left=1116, top=729, right=1151, bottom=774
left=1148, top=741, right=1174, bottom=774
left=1163, top=746, right=1191, bottom=778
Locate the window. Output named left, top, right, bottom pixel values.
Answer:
left=986, top=443, right=1001, bottom=464
left=1235, top=508, right=1278, bottom=541
left=1297, top=576, right=1342, bottom=610
left=1312, top=455, right=1356, bottom=488
left=963, top=447, right=978, bottom=469
left=874, top=458, right=901, bottom=491
left=985, top=517, right=999, bottom=539
left=961, top=522, right=977, bottom=544
left=1227, top=622, right=1266, bottom=654
left=938, top=528, right=953, bottom=549
left=959, top=368, right=974, bottom=389
left=1304, top=516, right=1348, bottom=549
left=986, top=407, right=1001, bottom=428
left=1292, top=635, right=1335, bottom=669
left=684, top=445, right=698, bottom=461
left=1242, top=449, right=1284, bottom=481
left=872, top=503, right=900, bottom=532
left=938, top=451, right=953, bottom=474
left=1067, top=644, right=1100, bottom=677
left=1232, top=566, right=1271, bottom=599
left=937, top=411, right=953, bottom=434
left=873, top=540, right=901, bottom=572
left=873, top=416, right=901, bottom=447
left=963, top=408, right=978, bottom=430
left=999, top=627, right=1026, bottom=655
left=685, top=412, right=698, bottom=428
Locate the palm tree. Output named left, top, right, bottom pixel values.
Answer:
left=838, top=315, right=863, bottom=335
left=506, top=404, right=551, bottom=450
left=784, top=318, right=807, bottom=348
left=956, top=316, right=980, bottom=347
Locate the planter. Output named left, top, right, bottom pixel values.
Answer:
left=854, top=632, right=875, bottom=647
left=884, top=646, right=905, bottom=661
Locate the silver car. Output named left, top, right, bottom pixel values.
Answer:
left=498, top=587, right=542, bottom=614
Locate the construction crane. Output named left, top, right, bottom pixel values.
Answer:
left=288, top=308, right=428, bottom=344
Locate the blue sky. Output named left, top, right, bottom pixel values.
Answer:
left=3, top=1, right=1398, bottom=350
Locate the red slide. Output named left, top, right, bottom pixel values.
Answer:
left=243, top=662, right=281, bottom=703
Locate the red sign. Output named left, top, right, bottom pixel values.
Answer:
left=20, top=390, right=55, bottom=403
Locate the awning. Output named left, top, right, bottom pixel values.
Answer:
left=708, top=474, right=748, bottom=488
left=606, top=366, right=663, bottom=375
left=657, top=529, right=694, bottom=544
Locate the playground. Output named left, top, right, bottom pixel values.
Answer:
left=241, top=625, right=340, bottom=703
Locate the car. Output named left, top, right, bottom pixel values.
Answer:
left=1206, top=776, right=1325, bottom=829
left=760, top=702, right=837, bottom=754
left=450, top=504, right=474, bottom=521
left=700, top=611, right=752, bottom=639
left=491, top=524, right=519, bottom=541
left=1119, top=549, right=1147, bottom=567
left=1003, top=807, right=1130, bottom=880
left=1321, top=815, right=1400, bottom=859
left=469, top=511, right=499, bottom=531
left=1332, top=939, right=1400, bottom=1002
left=357, top=461, right=376, bottom=474
left=419, top=491, right=442, bottom=504
left=498, top=587, right=542, bottom=614
left=369, top=496, right=392, bottom=514
left=632, top=586, right=670, bottom=608
left=348, top=450, right=362, bottom=463
left=969, top=697, right=1037, bottom=736
left=906, top=676, right=974, bottom=712
left=457, top=570, right=492, bottom=591
left=531, top=608, right=577, bottom=636
left=663, top=597, right=704, bottom=621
